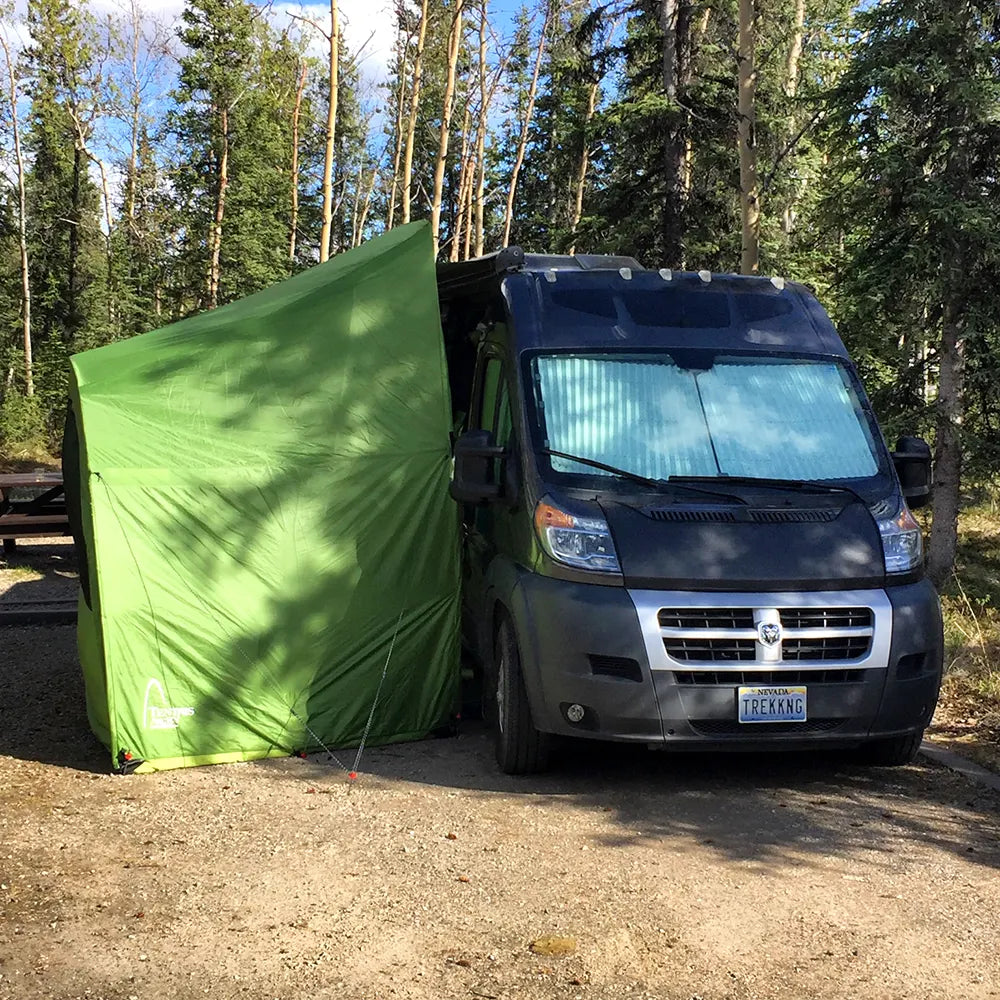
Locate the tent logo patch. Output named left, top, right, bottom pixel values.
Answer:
left=143, top=678, right=195, bottom=730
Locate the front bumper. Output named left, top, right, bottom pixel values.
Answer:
left=509, top=573, right=942, bottom=749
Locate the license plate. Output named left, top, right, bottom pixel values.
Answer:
left=738, top=686, right=807, bottom=724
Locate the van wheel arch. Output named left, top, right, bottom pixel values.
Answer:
left=492, top=609, right=551, bottom=774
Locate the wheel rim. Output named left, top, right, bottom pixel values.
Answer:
left=496, top=641, right=507, bottom=736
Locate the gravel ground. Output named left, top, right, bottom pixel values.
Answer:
left=2, top=540, right=999, bottom=1000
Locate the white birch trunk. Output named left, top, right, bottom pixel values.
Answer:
left=737, top=0, right=760, bottom=275
left=430, top=0, right=465, bottom=257
left=319, top=0, right=340, bottom=262
left=402, top=0, right=429, bottom=226
left=501, top=4, right=550, bottom=248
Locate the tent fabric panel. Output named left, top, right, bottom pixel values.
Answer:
left=70, top=224, right=440, bottom=390
left=87, top=462, right=459, bottom=765
left=70, top=223, right=460, bottom=770
left=77, top=595, right=111, bottom=749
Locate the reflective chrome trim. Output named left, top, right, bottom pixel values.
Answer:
left=629, top=589, right=892, bottom=672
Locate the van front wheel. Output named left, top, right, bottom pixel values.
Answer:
left=856, top=731, right=923, bottom=766
left=494, top=616, right=551, bottom=775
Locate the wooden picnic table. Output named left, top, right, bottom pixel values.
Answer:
left=0, top=471, right=69, bottom=552
left=0, top=471, right=64, bottom=489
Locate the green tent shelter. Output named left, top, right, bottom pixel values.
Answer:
left=64, top=223, right=460, bottom=773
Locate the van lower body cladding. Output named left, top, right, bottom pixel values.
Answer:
left=508, top=573, right=942, bottom=750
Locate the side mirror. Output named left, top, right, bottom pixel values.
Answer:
left=450, top=429, right=505, bottom=504
left=892, top=435, right=932, bottom=509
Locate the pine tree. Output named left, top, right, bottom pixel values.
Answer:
left=170, top=0, right=295, bottom=310
left=826, top=0, right=1000, bottom=583
left=19, top=0, right=106, bottom=429
left=22, top=0, right=104, bottom=353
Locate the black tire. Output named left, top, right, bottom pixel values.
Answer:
left=856, top=731, right=923, bottom=767
left=493, top=615, right=551, bottom=775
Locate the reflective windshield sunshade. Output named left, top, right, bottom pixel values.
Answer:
left=534, top=355, right=879, bottom=483
left=535, top=357, right=717, bottom=478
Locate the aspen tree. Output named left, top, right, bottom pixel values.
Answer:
left=450, top=103, right=472, bottom=261
left=736, top=0, right=759, bottom=274
left=430, top=0, right=465, bottom=256
left=501, top=2, right=550, bottom=248
left=0, top=27, right=32, bottom=395
left=781, top=0, right=805, bottom=235
left=289, top=59, right=307, bottom=260
left=401, top=0, right=429, bottom=225
left=319, top=0, right=339, bottom=262
left=473, top=0, right=489, bottom=256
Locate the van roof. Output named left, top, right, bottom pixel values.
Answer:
left=437, top=249, right=849, bottom=360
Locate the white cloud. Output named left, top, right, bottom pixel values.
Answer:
left=339, top=0, right=395, bottom=78
left=269, top=0, right=395, bottom=85
left=6, top=0, right=395, bottom=82
left=86, top=0, right=185, bottom=18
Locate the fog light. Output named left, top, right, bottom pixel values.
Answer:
left=566, top=704, right=586, bottom=724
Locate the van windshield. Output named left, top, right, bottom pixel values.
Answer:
left=530, top=353, right=881, bottom=484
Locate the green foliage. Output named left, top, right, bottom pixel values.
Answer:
left=167, top=0, right=293, bottom=307
left=0, top=389, right=46, bottom=456
left=22, top=0, right=106, bottom=349
left=823, top=0, right=1000, bottom=474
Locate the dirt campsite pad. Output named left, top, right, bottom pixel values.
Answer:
left=2, top=543, right=1000, bottom=1000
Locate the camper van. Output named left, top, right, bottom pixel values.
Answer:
left=439, top=249, right=942, bottom=774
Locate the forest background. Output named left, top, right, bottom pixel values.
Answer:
left=1, top=0, right=999, bottom=749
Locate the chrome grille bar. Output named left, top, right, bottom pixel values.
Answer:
left=630, top=589, right=892, bottom=672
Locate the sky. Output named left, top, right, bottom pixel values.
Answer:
left=0, top=0, right=540, bottom=196
left=78, top=0, right=531, bottom=84
left=2, top=0, right=537, bottom=93
left=273, top=0, right=530, bottom=87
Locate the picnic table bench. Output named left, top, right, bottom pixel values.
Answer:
left=0, top=471, right=69, bottom=553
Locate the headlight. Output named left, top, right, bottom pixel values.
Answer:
left=876, top=503, right=923, bottom=574
left=534, top=499, right=621, bottom=573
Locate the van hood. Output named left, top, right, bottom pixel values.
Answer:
left=600, top=499, right=885, bottom=591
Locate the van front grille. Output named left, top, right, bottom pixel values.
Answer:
left=688, top=718, right=846, bottom=736
left=673, top=669, right=866, bottom=686
left=779, top=607, right=872, bottom=628
left=658, top=604, right=874, bottom=664
left=663, top=638, right=756, bottom=662
left=659, top=608, right=755, bottom=629
left=782, top=637, right=871, bottom=661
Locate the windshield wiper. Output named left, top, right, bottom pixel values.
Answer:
left=540, top=449, right=749, bottom=504
left=669, top=475, right=865, bottom=504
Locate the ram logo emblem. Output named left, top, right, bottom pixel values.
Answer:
left=758, top=622, right=781, bottom=646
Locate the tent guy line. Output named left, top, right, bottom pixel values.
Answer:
left=352, top=605, right=408, bottom=777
